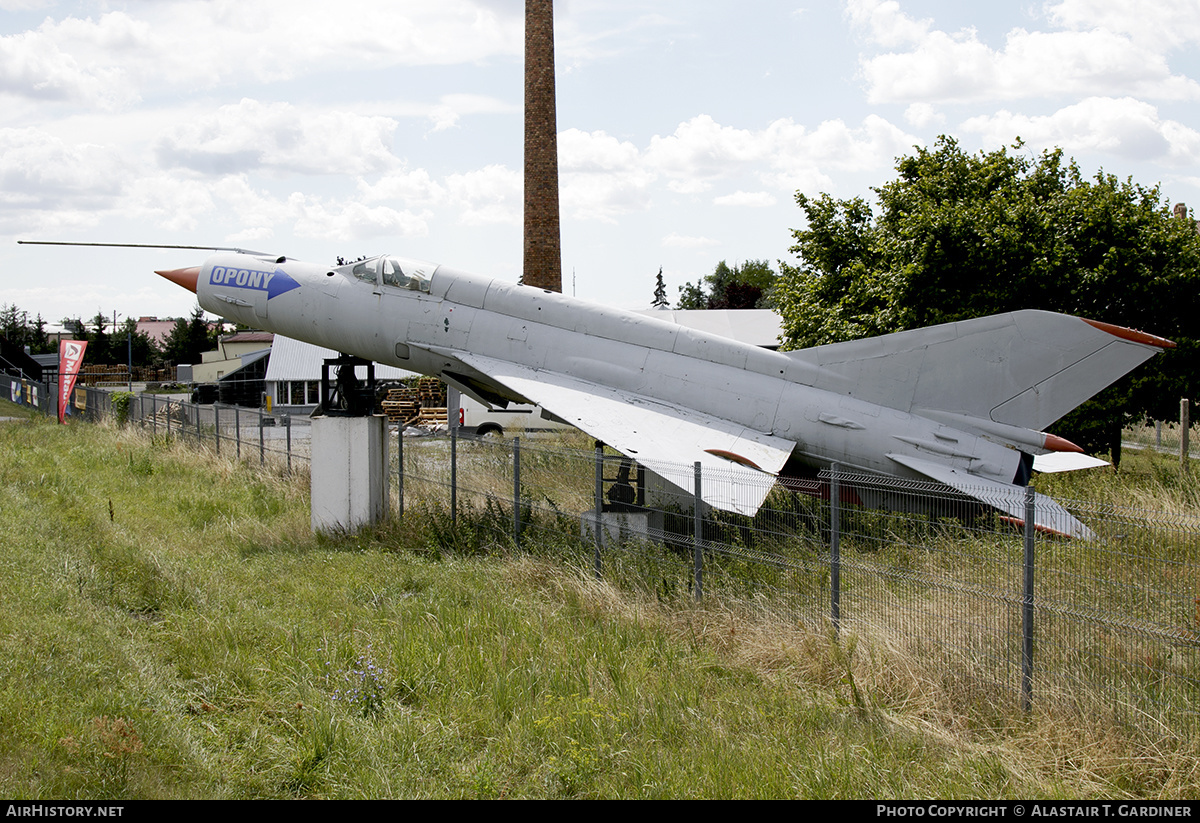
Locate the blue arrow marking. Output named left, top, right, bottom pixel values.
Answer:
left=266, top=268, right=300, bottom=299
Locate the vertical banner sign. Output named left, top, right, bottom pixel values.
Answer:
left=58, top=339, right=87, bottom=423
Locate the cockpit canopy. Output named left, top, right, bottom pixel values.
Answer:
left=340, top=255, right=435, bottom=293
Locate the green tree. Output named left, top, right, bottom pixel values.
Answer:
left=676, top=260, right=777, bottom=310
left=161, top=306, right=217, bottom=366
left=774, top=136, right=1200, bottom=459
left=115, top=317, right=160, bottom=369
left=89, top=313, right=112, bottom=364
left=651, top=267, right=669, bottom=308
left=28, top=314, right=50, bottom=355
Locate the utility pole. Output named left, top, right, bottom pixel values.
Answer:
left=523, top=0, right=562, bottom=292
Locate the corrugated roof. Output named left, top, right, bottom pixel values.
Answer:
left=223, top=331, right=275, bottom=344
left=263, top=336, right=417, bottom=382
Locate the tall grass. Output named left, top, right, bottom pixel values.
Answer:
left=0, top=414, right=1197, bottom=797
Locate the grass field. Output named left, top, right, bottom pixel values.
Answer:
left=1, top=409, right=1197, bottom=798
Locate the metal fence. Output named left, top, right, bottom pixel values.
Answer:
left=8, top=377, right=1198, bottom=740
left=1, top=376, right=314, bottom=472
left=403, top=430, right=1200, bottom=740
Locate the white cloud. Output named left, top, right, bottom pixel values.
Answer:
left=156, top=99, right=401, bottom=177
left=426, top=93, right=516, bottom=132
left=559, top=128, right=654, bottom=221
left=661, top=233, right=719, bottom=249
left=961, top=97, right=1200, bottom=166
left=289, top=193, right=431, bottom=241
left=444, top=165, right=521, bottom=225
left=762, top=115, right=918, bottom=191
left=358, top=168, right=447, bottom=206
left=121, top=175, right=218, bottom=232
left=1047, top=0, right=1200, bottom=50
left=904, top=102, right=945, bottom=129
left=646, top=115, right=767, bottom=181
left=713, top=191, right=777, bottom=208
left=843, top=0, right=932, bottom=48
left=0, top=2, right=523, bottom=110
left=0, top=13, right=145, bottom=109
left=0, top=127, right=127, bottom=209
left=849, top=0, right=1200, bottom=104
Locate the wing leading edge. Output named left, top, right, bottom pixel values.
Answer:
left=452, top=353, right=793, bottom=516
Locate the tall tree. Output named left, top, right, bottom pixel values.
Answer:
left=774, top=136, right=1200, bottom=458
left=89, top=313, right=111, bottom=364
left=651, top=267, right=669, bottom=308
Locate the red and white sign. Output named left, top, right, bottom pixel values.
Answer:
left=58, top=339, right=87, bottom=423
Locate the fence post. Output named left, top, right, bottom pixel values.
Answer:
left=400, top=422, right=410, bottom=518
left=235, top=405, right=241, bottom=460
left=513, top=437, right=521, bottom=547
left=1022, top=483, right=1036, bottom=713
left=450, top=426, right=457, bottom=524
left=258, top=406, right=265, bottom=466
left=693, top=461, right=703, bottom=601
left=830, top=462, right=841, bottom=634
left=593, top=441, right=603, bottom=578
left=214, top=404, right=220, bottom=455
left=1181, top=398, right=1190, bottom=470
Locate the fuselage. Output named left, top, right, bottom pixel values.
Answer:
left=194, top=252, right=1027, bottom=489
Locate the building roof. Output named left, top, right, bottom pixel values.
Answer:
left=222, top=331, right=275, bottom=344
left=135, top=319, right=178, bottom=347
left=263, top=335, right=417, bottom=382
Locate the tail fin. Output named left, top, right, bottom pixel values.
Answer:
left=785, top=311, right=1172, bottom=431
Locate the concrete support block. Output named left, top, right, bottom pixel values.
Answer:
left=579, top=509, right=664, bottom=548
left=311, top=414, right=389, bottom=533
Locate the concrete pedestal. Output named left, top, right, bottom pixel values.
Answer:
left=579, top=509, right=664, bottom=548
left=310, top=414, right=389, bottom=533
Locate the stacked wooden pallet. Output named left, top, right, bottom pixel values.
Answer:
left=411, top=407, right=448, bottom=426
left=380, top=387, right=419, bottom=424
left=147, top=401, right=186, bottom=428
left=417, top=377, right=446, bottom=407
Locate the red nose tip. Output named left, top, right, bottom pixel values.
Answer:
left=156, top=266, right=200, bottom=293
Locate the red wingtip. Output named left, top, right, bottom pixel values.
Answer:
left=704, top=448, right=765, bottom=471
left=1043, top=433, right=1084, bottom=453
left=156, top=266, right=200, bottom=294
left=1083, top=318, right=1175, bottom=349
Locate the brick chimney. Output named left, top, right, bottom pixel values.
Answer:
left=523, top=0, right=563, bottom=292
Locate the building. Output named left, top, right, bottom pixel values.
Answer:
left=263, top=335, right=416, bottom=414
left=191, top=331, right=275, bottom=384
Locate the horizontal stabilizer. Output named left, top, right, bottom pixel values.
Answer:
left=786, top=311, right=1171, bottom=432
left=452, top=352, right=792, bottom=516
left=1032, top=452, right=1109, bottom=473
left=887, top=453, right=1096, bottom=539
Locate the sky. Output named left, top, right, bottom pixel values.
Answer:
left=1, top=0, right=1198, bottom=327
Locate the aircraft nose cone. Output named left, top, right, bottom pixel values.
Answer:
left=156, top=266, right=200, bottom=293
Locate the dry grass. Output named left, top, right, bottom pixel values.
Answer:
left=503, top=556, right=1200, bottom=798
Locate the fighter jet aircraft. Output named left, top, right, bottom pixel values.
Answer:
left=133, top=248, right=1175, bottom=539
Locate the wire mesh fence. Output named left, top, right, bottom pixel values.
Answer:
left=8, top=377, right=1198, bottom=740
left=404, top=431, right=1200, bottom=739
